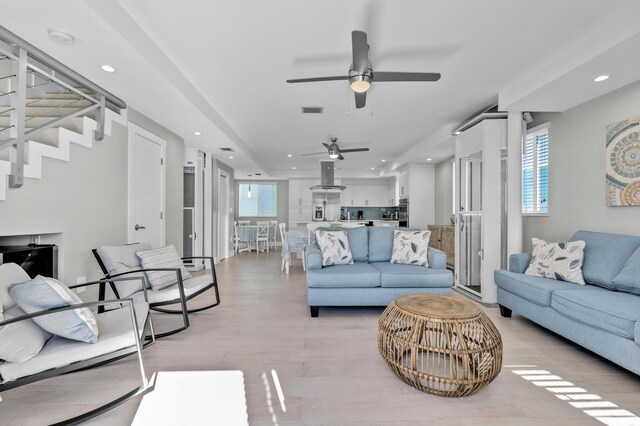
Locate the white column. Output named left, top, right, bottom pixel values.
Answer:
left=507, top=112, right=523, bottom=256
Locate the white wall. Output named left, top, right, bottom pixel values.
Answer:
left=523, top=80, right=640, bottom=250
left=434, top=158, right=454, bottom=225
left=0, top=109, right=184, bottom=297
left=408, top=164, right=435, bottom=229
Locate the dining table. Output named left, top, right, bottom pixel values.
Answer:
left=281, top=230, right=308, bottom=274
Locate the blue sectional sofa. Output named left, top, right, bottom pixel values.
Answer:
left=305, top=226, right=453, bottom=317
left=495, top=230, right=640, bottom=375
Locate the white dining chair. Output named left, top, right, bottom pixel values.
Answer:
left=233, top=221, right=240, bottom=253
left=237, top=220, right=251, bottom=226
left=279, top=223, right=288, bottom=272
left=256, top=221, right=270, bottom=252
left=270, top=220, right=278, bottom=249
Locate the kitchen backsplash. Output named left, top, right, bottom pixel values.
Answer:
left=341, top=207, right=399, bottom=220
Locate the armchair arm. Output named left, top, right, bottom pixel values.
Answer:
left=509, top=253, right=532, bottom=273
left=305, top=244, right=323, bottom=271
left=69, top=277, right=149, bottom=303
left=107, top=268, right=187, bottom=302
left=427, top=247, right=447, bottom=269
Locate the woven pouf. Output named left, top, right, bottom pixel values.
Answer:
left=378, top=294, right=502, bottom=397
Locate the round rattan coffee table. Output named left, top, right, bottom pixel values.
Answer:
left=378, top=294, right=502, bottom=397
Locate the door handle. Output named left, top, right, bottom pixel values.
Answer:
left=135, top=224, right=146, bottom=231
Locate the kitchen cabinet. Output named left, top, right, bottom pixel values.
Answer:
left=340, top=180, right=396, bottom=207
left=399, top=171, right=409, bottom=197
left=288, top=179, right=318, bottom=229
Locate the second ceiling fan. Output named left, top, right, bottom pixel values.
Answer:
left=287, top=30, right=441, bottom=109
left=303, top=138, right=369, bottom=160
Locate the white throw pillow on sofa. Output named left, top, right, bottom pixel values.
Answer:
left=525, top=237, right=586, bottom=285
left=391, top=230, right=430, bottom=267
left=315, top=230, right=354, bottom=266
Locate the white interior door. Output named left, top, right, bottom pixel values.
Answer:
left=128, top=123, right=166, bottom=248
left=218, top=171, right=230, bottom=260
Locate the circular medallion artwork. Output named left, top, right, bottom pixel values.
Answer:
left=606, top=117, right=640, bottom=206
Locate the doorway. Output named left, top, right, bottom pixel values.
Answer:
left=127, top=123, right=166, bottom=248
left=457, top=153, right=483, bottom=297
left=218, top=170, right=230, bottom=260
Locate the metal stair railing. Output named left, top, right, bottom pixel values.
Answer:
left=0, top=25, right=126, bottom=189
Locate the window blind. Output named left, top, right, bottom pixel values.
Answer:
left=239, top=183, right=277, bottom=217
left=522, top=123, right=549, bottom=214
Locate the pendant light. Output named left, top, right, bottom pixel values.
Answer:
left=247, top=184, right=252, bottom=199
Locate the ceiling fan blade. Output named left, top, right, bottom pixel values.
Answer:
left=322, top=143, right=331, bottom=150
left=354, top=91, right=366, bottom=109
left=338, top=153, right=345, bottom=160
left=373, top=71, right=441, bottom=82
left=301, top=152, right=327, bottom=156
left=352, top=31, right=369, bottom=71
left=286, top=76, right=349, bottom=83
left=339, top=148, right=370, bottom=153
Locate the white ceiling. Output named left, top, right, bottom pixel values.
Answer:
left=2, top=0, right=640, bottom=179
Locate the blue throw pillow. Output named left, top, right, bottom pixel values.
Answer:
left=9, top=276, right=99, bottom=343
left=612, top=246, right=640, bottom=296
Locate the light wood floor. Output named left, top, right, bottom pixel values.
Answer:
left=3, top=251, right=640, bottom=425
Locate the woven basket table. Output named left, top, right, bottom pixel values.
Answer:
left=378, top=294, right=502, bottom=397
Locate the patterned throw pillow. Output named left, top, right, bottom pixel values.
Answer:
left=315, top=230, right=354, bottom=267
left=136, top=245, right=192, bottom=291
left=9, top=276, right=99, bottom=343
left=525, top=238, right=586, bottom=284
left=391, top=230, right=430, bottom=266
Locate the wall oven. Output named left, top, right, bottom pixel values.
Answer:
left=0, top=245, right=58, bottom=278
left=398, top=197, right=409, bottom=227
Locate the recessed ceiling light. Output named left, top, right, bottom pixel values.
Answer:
left=371, top=167, right=375, bottom=170
left=453, top=131, right=461, bottom=135
left=287, top=154, right=292, bottom=157
left=193, top=131, right=202, bottom=136
left=381, top=159, right=386, bottom=162
left=100, top=64, right=116, bottom=73
left=292, top=167, right=296, bottom=170
left=594, top=75, right=609, bottom=82
left=427, top=158, right=432, bottom=161
left=228, top=156, right=234, bottom=159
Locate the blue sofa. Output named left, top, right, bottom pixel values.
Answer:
left=305, top=226, right=453, bottom=317
left=495, top=230, right=640, bottom=375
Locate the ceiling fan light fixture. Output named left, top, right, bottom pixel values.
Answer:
left=329, top=151, right=340, bottom=159
left=350, top=75, right=371, bottom=93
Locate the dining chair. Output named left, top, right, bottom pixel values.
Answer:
left=237, top=220, right=251, bottom=226
left=279, top=223, right=288, bottom=272
left=270, top=220, right=278, bottom=249
left=235, top=222, right=252, bottom=252
left=256, top=221, right=270, bottom=252
left=233, top=221, right=240, bottom=253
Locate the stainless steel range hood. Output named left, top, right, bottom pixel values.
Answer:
left=310, top=161, right=346, bottom=191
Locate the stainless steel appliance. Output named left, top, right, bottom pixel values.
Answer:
left=314, top=206, right=324, bottom=221
left=398, top=197, right=409, bottom=227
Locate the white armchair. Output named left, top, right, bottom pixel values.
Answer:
left=0, top=263, right=153, bottom=425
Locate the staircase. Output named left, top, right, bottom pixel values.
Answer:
left=0, top=26, right=126, bottom=201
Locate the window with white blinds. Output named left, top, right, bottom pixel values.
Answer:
left=239, top=183, right=277, bottom=217
left=522, top=123, right=549, bottom=215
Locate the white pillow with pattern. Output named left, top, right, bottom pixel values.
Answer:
left=136, top=245, right=192, bottom=291
left=391, top=230, right=430, bottom=267
left=315, top=230, right=354, bottom=267
left=525, top=238, right=586, bottom=284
